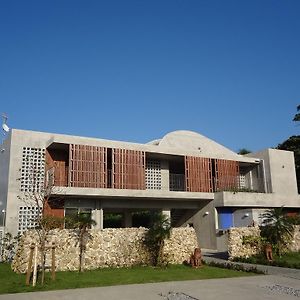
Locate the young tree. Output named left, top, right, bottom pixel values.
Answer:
left=260, top=207, right=294, bottom=256
left=18, top=156, right=64, bottom=285
left=144, top=211, right=171, bottom=266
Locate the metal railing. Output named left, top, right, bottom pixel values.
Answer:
left=214, top=175, right=266, bottom=193
left=169, top=174, right=185, bottom=191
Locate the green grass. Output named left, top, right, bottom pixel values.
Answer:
left=233, top=251, right=300, bottom=269
left=0, top=263, right=258, bottom=294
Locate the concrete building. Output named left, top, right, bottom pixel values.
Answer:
left=0, top=129, right=299, bottom=250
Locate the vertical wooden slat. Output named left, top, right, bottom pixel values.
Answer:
left=112, top=148, right=145, bottom=190
left=215, top=159, right=239, bottom=191
left=185, top=156, right=213, bottom=192
left=69, top=144, right=107, bottom=188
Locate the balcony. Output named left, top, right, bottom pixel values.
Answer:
left=214, top=175, right=265, bottom=193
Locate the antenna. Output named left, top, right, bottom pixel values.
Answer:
left=2, top=113, right=10, bottom=133
left=1, top=113, right=10, bottom=152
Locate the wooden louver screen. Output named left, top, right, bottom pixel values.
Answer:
left=215, top=159, right=239, bottom=191
left=45, top=150, right=68, bottom=187
left=185, top=156, right=213, bottom=192
left=69, top=144, right=107, bottom=188
left=112, top=149, right=145, bottom=190
left=53, top=161, right=68, bottom=187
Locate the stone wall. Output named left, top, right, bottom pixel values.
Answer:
left=290, top=225, right=300, bottom=252
left=228, top=225, right=300, bottom=259
left=228, top=226, right=261, bottom=259
left=12, top=227, right=198, bottom=273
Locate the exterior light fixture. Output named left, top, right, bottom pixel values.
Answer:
left=204, top=211, right=209, bottom=216
left=244, top=213, right=249, bottom=217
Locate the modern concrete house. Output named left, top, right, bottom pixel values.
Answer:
left=0, top=129, right=299, bottom=250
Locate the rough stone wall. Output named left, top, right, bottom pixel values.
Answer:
left=228, top=226, right=261, bottom=259
left=12, top=227, right=198, bottom=273
left=228, top=225, right=300, bottom=259
left=290, top=225, right=300, bottom=252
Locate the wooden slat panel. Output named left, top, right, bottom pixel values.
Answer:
left=54, top=161, right=67, bottom=186
left=69, top=144, right=107, bottom=188
left=112, top=148, right=145, bottom=190
left=185, top=156, right=213, bottom=192
left=215, top=159, right=239, bottom=191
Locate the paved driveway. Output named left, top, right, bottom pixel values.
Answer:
left=0, top=275, right=299, bottom=300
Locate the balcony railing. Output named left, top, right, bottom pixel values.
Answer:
left=214, top=175, right=266, bottom=193
left=169, top=173, right=185, bottom=191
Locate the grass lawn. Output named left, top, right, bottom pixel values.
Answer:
left=233, top=251, right=300, bottom=269
left=0, top=263, right=258, bottom=294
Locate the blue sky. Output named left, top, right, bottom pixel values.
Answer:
left=0, top=0, right=299, bottom=152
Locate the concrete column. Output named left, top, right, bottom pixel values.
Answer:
left=161, top=160, right=169, bottom=191
left=162, top=209, right=171, bottom=222
left=93, top=201, right=103, bottom=230
left=249, top=170, right=253, bottom=190
left=123, top=210, right=132, bottom=228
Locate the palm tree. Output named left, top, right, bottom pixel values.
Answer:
left=68, top=212, right=96, bottom=272
left=144, top=211, right=171, bottom=266
left=260, top=207, right=294, bottom=256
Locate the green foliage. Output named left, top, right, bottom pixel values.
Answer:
left=144, top=212, right=171, bottom=266
left=203, top=260, right=264, bottom=274
left=293, top=104, right=300, bottom=122
left=69, top=212, right=96, bottom=230
left=237, top=148, right=252, bottom=155
left=0, top=263, right=257, bottom=294
left=132, top=211, right=152, bottom=227
left=103, top=213, right=123, bottom=228
left=242, top=235, right=266, bottom=248
left=233, top=252, right=300, bottom=269
left=260, top=208, right=294, bottom=256
left=276, top=105, right=300, bottom=191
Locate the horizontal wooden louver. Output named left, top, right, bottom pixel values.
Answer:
left=112, top=149, right=145, bottom=190
left=185, top=156, right=213, bottom=192
left=69, top=144, right=107, bottom=188
left=215, top=159, right=239, bottom=191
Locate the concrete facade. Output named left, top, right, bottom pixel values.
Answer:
left=0, top=129, right=300, bottom=250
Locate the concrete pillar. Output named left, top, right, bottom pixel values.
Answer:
left=249, top=170, right=253, bottom=190
left=162, top=209, right=171, bottom=222
left=123, top=210, right=132, bottom=228
left=161, top=160, right=169, bottom=191
left=93, top=201, right=103, bottom=230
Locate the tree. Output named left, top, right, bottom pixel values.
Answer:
left=17, top=156, right=64, bottom=285
left=277, top=136, right=300, bottom=192
left=66, top=212, right=96, bottom=272
left=260, top=207, right=294, bottom=256
left=293, top=104, right=300, bottom=122
left=144, top=211, right=171, bottom=266
left=238, top=148, right=251, bottom=155
left=277, top=105, right=300, bottom=192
